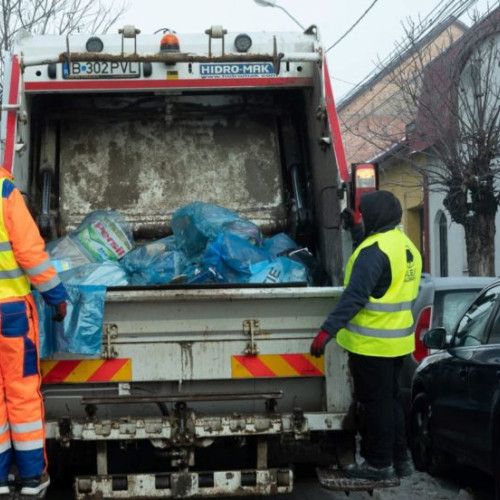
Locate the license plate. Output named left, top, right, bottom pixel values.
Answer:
left=62, top=61, right=141, bottom=79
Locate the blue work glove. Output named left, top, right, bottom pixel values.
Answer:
left=310, top=329, right=333, bottom=357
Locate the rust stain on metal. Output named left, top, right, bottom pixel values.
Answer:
left=57, top=94, right=286, bottom=236
left=58, top=51, right=277, bottom=65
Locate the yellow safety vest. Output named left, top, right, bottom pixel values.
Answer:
left=0, top=178, right=31, bottom=299
left=336, top=228, right=422, bottom=357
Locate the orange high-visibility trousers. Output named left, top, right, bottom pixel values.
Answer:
left=0, top=294, right=46, bottom=480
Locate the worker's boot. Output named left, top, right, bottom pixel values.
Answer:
left=0, top=479, right=10, bottom=496
left=394, top=459, right=414, bottom=477
left=20, top=473, right=50, bottom=497
left=344, top=460, right=396, bottom=481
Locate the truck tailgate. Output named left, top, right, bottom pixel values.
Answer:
left=97, top=286, right=349, bottom=412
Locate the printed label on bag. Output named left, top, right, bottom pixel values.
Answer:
left=76, top=217, right=133, bottom=262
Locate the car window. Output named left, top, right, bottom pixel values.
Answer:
left=453, top=284, right=500, bottom=347
left=487, top=306, right=500, bottom=344
left=433, top=289, right=481, bottom=332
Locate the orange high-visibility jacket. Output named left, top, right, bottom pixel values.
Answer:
left=0, top=166, right=67, bottom=305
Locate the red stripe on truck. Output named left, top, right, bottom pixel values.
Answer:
left=24, top=77, right=313, bottom=92
left=4, top=56, right=20, bottom=174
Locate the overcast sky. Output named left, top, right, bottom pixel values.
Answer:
left=111, top=0, right=494, bottom=101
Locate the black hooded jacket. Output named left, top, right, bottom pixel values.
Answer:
left=321, top=191, right=404, bottom=337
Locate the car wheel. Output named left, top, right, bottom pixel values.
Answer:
left=409, top=392, right=433, bottom=472
left=409, top=392, right=452, bottom=475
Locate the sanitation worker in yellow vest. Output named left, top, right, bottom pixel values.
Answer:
left=310, top=191, right=422, bottom=482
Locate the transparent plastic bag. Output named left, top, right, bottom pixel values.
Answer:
left=121, top=236, right=187, bottom=285
left=60, top=262, right=129, bottom=287
left=172, top=202, right=262, bottom=258
left=36, top=285, right=106, bottom=357
left=50, top=258, right=74, bottom=274
left=47, top=236, right=91, bottom=270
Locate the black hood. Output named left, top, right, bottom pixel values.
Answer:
left=359, top=190, right=402, bottom=236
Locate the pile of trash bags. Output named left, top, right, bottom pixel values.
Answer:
left=47, top=202, right=329, bottom=287
left=38, top=202, right=329, bottom=356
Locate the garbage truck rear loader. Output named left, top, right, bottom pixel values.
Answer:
left=1, top=25, right=361, bottom=498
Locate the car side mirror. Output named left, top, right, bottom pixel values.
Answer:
left=423, top=327, right=447, bottom=350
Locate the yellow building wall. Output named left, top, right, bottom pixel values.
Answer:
left=378, top=160, right=424, bottom=253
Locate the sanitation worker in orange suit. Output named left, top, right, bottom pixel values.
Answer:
left=0, top=166, right=67, bottom=497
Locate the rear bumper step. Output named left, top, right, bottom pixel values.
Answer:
left=75, top=469, right=293, bottom=498
left=316, top=467, right=400, bottom=492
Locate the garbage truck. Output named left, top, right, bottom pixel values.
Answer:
left=0, top=23, right=378, bottom=499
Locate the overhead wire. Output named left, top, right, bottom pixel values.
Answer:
left=331, top=75, right=358, bottom=86
left=327, top=0, right=451, bottom=96
left=336, top=0, right=485, bottom=135
left=325, top=0, right=380, bottom=54
left=334, top=0, right=494, bottom=171
left=336, top=0, right=479, bottom=107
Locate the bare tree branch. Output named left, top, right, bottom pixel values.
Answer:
left=342, top=11, right=500, bottom=275
left=394, top=13, right=500, bottom=274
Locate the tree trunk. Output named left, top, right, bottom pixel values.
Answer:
left=464, top=213, right=495, bottom=276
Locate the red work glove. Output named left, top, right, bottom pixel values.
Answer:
left=52, top=301, right=67, bottom=322
left=340, top=208, right=356, bottom=230
left=310, top=329, right=332, bottom=357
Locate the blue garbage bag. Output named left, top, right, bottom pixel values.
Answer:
left=184, top=265, right=225, bottom=284
left=203, top=232, right=269, bottom=282
left=35, top=285, right=106, bottom=357
left=121, top=236, right=187, bottom=285
left=248, top=257, right=308, bottom=284
left=171, top=202, right=262, bottom=258
left=263, top=233, right=299, bottom=258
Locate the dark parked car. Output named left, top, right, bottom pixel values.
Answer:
left=409, top=278, right=500, bottom=498
left=400, top=273, right=493, bottom=410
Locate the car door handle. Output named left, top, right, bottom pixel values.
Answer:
left=459, top=368, right=468, bottom=380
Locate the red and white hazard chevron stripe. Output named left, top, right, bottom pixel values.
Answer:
left=232, top=354, right=324, bottom=378
left=41, top=359, right=131, bottom=384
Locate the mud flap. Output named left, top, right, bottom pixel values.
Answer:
left=316, top=467, right=400, bottom=494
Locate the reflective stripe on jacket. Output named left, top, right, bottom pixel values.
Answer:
left=0, top=172, right=65, bottom=303
left=336, top=228, right=422, bottom=357
left=0, top=178, right=30, bottom=299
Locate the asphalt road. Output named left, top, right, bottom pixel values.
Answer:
left=220, top=469, right=495, bottom=500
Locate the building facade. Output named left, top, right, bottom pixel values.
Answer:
left=337, top=19, right=468, bottom=271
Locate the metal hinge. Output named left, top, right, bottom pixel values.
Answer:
left=103, top=323, right=118, bottom=359
left=243, top=319, right=261, bottom=356
left=0, top=105, right=28, bottom=124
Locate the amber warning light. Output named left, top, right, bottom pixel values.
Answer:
left=351, top=163, right=379, bottom=223
left=355, top=164, right=377, bottom=188
left=159, top=30, right=180, bottom=52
